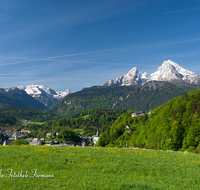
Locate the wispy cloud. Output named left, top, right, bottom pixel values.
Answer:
left=139, top=38, right=200, bottom=48
left=0, top=49, right=113, bottom=66
left=163, top=7, right=200, bottom=14
left=0, top=60, right=29, bottom=66
left=35, top=49, right=113, bottom=61
left=1, top=37, right=200, bottom=67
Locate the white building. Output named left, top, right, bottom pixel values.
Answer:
left=32, top=138, right=42, bottom=145
left=131, top=111, right=145, bottom=118
left=92, top=129, right=100, bottom=146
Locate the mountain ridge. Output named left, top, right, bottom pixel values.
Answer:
left=17, top=84, right=69, bottom=108
left=48, top=81, right=199, bottom=118
left=104, top=60, right=200, bottom=87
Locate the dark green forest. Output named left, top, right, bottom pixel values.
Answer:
left=0, top=113, right=17, bottom=126
left=98, top=88, right=200, bottom=152
left=113, top=82, right=199, bottom=111
left=48, top=82, right=198, bottom=118
left=0, top=88, right=47, bottom=110
left=48, top=85, right=135, bottom=117
left=0, top=107, right=60, bottom=122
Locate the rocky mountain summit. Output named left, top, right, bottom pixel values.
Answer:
left=104, top=60, right=200, bottom=87
left=104, top=67, right=149, bottom=87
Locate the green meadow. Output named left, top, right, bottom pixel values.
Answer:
left=0, top=146, right=200, bottom=190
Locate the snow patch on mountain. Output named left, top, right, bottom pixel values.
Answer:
left=54, top=89, right=70, bottom=100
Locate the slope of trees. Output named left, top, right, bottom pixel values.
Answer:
left=44, top=109, right=126, bottom=136
left=48, top=82, right=198, bottom=118
left=98, top=88, right=200, bottom=152
left=0, top=88, right=47, bottom=110
left=0, top=113, right=17, bottom=126
left=0, top=107, right=60, bottom=122
left=113, top=82, right=199, bottom=111
left=48, top=85, right=134, bottom=117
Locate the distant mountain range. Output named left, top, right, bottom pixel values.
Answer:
left=48, top=60, right=200, bottom=117
left=104, top=60, right=200, bottom=86
left=0, top=60, right=199, bottom=116
left=0, top=85, right=69, bottom=110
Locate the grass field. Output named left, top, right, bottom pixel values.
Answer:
left=0, top=146, right=200, bottom=190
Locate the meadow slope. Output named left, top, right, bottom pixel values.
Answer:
left=0, top=146, right=200, bottom=189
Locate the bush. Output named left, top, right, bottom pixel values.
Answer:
left=187, top=146, right=195, bottom=152
left=9, top=139, right=29, bottom=145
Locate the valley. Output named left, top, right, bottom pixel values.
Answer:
left=0, top=60, right=200, bottom=151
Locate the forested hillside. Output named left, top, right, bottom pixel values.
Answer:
left=113, top=82, right=199, bottom=111
left=48, top=81, right=198, bottom=118
left=48, top=86, right=134, bottom=117
left=43, top=109, right=125, bottom=136
left=0, top=107, right=60, bottom=122
left=0, top=113, right=17, bottom=126
left=0, top=88, right=47, bottom=110
left=98, top=88, right=200, bottom=152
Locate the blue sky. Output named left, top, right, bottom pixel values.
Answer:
left=1, top=0, right=200, bottom=92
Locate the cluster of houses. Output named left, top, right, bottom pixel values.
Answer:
left=1, top=127, right=100, bottom=147
left=0, top=127, right=32, bottom=139
left=0, top=127, right=18, bottom=136
left=80, top=130, right=100, bottom=147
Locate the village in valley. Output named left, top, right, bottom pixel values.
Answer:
left=0, top=125, right=100, bottom=147
left=0, top=111, right=146, bottom=147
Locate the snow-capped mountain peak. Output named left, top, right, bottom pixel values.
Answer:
left=150, top=60, right=183, bottom=81
left=122, top=67, right=139, bottom=86
left=150, top=60, right=200, bottom=84
left=18, top=84, right=69, bottom=100
left=104, top=60, right=200, bottom=86
left=104, top=67, right=149, bottom=87
left=17, top=84, right=70, bottom=108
